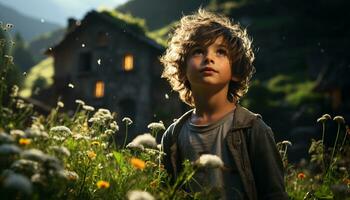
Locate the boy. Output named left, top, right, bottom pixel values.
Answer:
left=160, top=9, right=288, bottom=200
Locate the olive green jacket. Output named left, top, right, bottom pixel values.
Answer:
left=161, top=105, right=289, bottom=200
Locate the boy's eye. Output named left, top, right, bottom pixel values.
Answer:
left=217, top=49, right=228, bottom=56
left=191, top=48, right=204, bottom=56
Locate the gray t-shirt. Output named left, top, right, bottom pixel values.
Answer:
left=178, top=109, right=245, bottom=200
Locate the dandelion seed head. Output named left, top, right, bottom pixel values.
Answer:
left=10, top=129, right=25, bottom=138
left=57, top=101, right=64, bottom=108
left=122, top=117, right=133, bottom=125
left=322, top=114, right=331, bottom=120
left=50, top=146, right=71, bottom=157
left=196, top=154, right=224, bottom=168
left=281, top=140, right=292, bottom=146
left=147, top=121, right=165, bottom=131
left=50, top=126, right=72, bottom=136
left=128, top=133, right=157, bottom=149
left=127, top=190, right=155, bottom=200
left=317, top=116, right=327, bottom=123
left=75, top=99, right=85, bottom=106
left=333, top=116, right=345, bottom=124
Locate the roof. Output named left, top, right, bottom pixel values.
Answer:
left=48, top=10, right=164, bottom=54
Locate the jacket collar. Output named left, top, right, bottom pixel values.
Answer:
left=173, top=104, right=260, bottom=132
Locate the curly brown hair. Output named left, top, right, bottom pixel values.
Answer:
left=160, top=9, right=255, bottom=107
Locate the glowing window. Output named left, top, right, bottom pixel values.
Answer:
left=123, top=54, right=134, bottom=71
left=94, top=81, right=105, bottom=98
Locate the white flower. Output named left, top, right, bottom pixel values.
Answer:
left=57, top=101, right=64, bottom=108
left=281, top=140, right=292, bottom=146
left=104, top=129, right=114, bottom=135
left=195, top=154, right=224, bottom=168
left=127, top=190, right=155, bottom=200
left=10, top=129, right=26, bottom=137
left=11, top=159, right=40, bottom=172
left=0, top=144, right=21, bottom=155
left=10, top=85, right=19, bottom=97
left=83, top=105, right=95, bottom=111
left=127, top=133, right=157, bottom=150
left=333, top=116, right=345, bottom=124
left=50, top=126, right=72, bottom=136
left=73, top=134, right=90, bottom=140
left=3, top=172, right=32, bottom=196
left=110, top=121, right=119, bottom=131
left=122, top=117, right=133, bottom=125
left=164, top=93, right=169, bottom=99
left=75, top=99, right=85, bottom=106
left=50, top=146, right=71, bottom=157
left=21, top=149, right=49, bottom=162
left=25, top=128, right=49, bottom=138
left=147, top=121, right=165, bottom=131
left=68, top=83, right=74, bottom=88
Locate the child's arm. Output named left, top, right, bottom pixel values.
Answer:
left=247, top=118, right=289, bottom=200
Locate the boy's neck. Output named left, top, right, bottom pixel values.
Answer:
left=191, top=86, right=236, bottom=125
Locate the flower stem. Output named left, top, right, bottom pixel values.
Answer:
left=122, top=123, right=128, bottom=149
left=329, top=123, right=341, bottom=170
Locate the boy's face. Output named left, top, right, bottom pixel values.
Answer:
left=185, top=36, right=234, bottom=90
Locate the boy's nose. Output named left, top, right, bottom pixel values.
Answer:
left=204, top=52, right=215, bottom=64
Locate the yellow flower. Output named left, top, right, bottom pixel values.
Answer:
left=91, top=141, right=100, bottom=146
left=130, top=157, right=145, bottom=170
left=87, top=150, right=96, bottom=160
left=96, top=180, right=110, bottom=189
left=19, top=138, right=31, bottom=145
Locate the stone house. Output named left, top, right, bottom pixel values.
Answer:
left=45, top=10, right=184, bottom=139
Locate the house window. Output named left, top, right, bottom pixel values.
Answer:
left=94, top=81, right=105, bottom=98
left=78, top=52, right=92, bottom=72
left=97, top=31, right=108, bottom=47
left=123, top=54, right=134, bottom=71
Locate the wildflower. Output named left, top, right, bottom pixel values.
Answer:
left=333, top=116, right=345, bottom=124
left=317, top=116, right=327, bottom=123
left=165, top=93, right=169, bottom=99
left=11, top=159, right=40, bottom=174
left=343, top=178, right=350, bottom=185
left=57, top=101, right=64, bottom=108
left=16, top=99, right=25, bottom=109
left=122, top=117, right=133, bottom=125
left=68, top=83, right=74, bottom=88
left=0, top=132, right=15, bottom=143
left=127, top=190, right=155, bottom=200
left=0, top=144, right=21, bottom=155
left=75, top=99, right=85, bottom=106
left=281, top=140, right=292, bottom=146
left=127, top=133, right=157, bottom=150
left=52, top=136, right=66, bottom=141
left=57, top=170, right=79, bottom=181
left=21, top=149, right=49, bottom=162
left=19, top=138, right=31, bottom=145
left=110, top=121, right=119, bottom=131
left=195, top=154, right=224, bottom=168
left=147, top=121, right=166, bottom=131
left=87, top=150, right=96, bottom=160
left=25, top=127, right=49, bottom=138
left=130, top=157, right=146, bottom=170
left=2, top=172, right=32, bottom=196
left=50, top=126, right=72, bottom=136
left=97, top=59, right=101, bottom=65
left=10, top=85, right=19, bottom=97
left=91, top=141, right=100, bottom=146
left=104, top=129, right=114, bottom=135
left=50, top=146, right=71, bottom=157
left=97, top=180, right=110, bottom=189
left=322, top=114, right=331, bottom=120
left=10, top=129, right=26, bottom=137
left=83, top=105, right=95, bottom=111
left=297, top=172, right=306, bottom=179
left=89, top=108, right=113, bottom=124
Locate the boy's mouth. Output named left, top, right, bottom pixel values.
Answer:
left=200, top=67, right=218, bottom=73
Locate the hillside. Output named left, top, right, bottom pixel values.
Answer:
left=116, top=0, right=210, bottom=30
left=0, top=2, right=61, bottom=42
